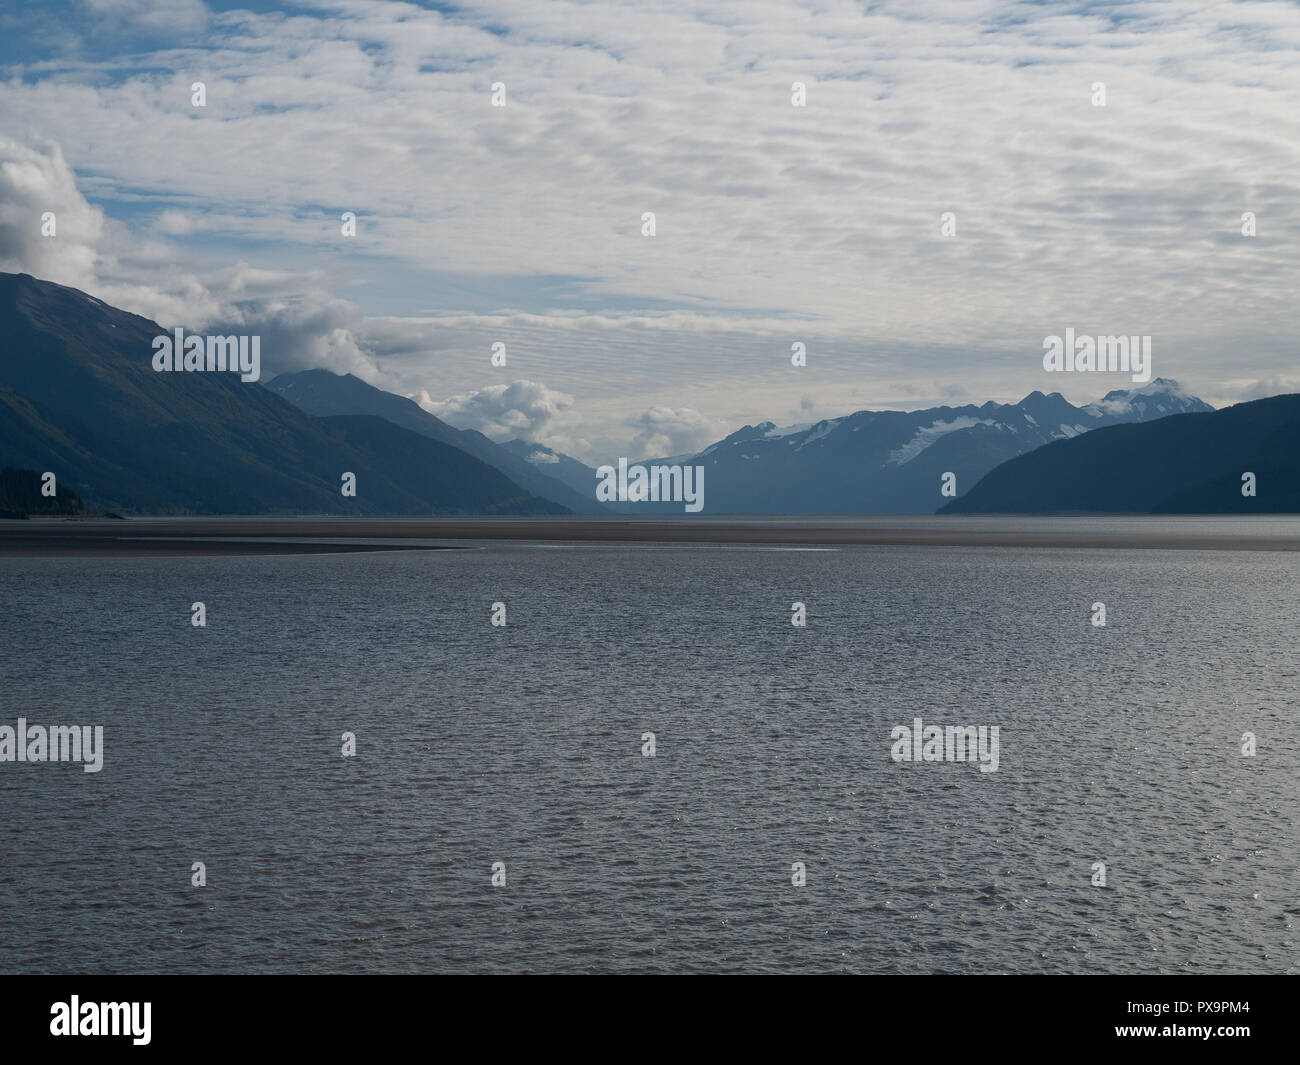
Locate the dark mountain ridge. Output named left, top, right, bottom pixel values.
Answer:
left=265, top=368, right=604, bottom=514
left=639, top=379, right=1212, bottom=514
left=0, top=272, right=565, bottom=516
left=940, top=393, right=1300, bottom=513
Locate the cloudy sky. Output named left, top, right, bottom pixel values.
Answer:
left=1, top=0, right=1298, bottom=461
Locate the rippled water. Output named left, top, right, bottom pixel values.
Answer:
left=1, top=539, right=1297, bottom=973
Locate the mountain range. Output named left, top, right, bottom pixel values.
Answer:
left=264, top=369, right=603, bottom=514
left=499, top=438, right=603, bottom=503
left=0, top=272, right=566, bottom=516
left=940, top=393, right=1300, bottom=513
left=5, top=270, right=1292, bottom=517
left=419, top=384, right=1215, bottom=516
left=631, top=380, right=1212, bottom=514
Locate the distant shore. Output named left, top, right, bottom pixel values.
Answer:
left=2, top=515, right=1298, bottom=556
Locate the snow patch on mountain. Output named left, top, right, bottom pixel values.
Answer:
left=764, top=421, right=814, bottom=439
left=794, top=420, right=840, bottom=451
left=1082, top=378, right=1197, bottom=418
left=887, top=417, right=994, bottom=466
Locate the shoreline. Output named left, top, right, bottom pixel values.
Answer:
left=2, top=516, right=1298, bottom=556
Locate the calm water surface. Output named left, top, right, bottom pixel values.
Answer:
left=1, top=531, right=1297, bottom=973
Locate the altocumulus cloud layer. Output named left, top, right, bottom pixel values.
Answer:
left=1, top=0, right=1299, bottom=459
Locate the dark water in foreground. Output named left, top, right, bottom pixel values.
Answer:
left=1, top=535, right=1297, bottom=973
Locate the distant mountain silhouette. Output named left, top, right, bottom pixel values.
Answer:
left=266, top=369, right=604, bottom=514
left=652, top=380, right=1212, bottom=514
left=940, top=393, right=1300, bottom=513
left=500, top=438, right=602, bottom=501
left=0, top=273, right=566, bottom=516
left=7, top=270, right=1259, bottom=518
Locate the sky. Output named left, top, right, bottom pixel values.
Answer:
left=0, top=0, right=1298, bottom=462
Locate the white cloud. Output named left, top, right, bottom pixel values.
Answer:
left=626, top=405, right=724, bottom=460
left=0, top=138, right=104, bottom=292
left=2, top=1, right=1299, bottom=455
left=82, top=0, right=209, bottom=35
left=424, top=379, right=575, bottom=443
left=1225, top=375, right=1300, bottom=403
left=152, top=209, right=196, bottom=235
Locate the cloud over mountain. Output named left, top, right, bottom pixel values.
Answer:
left=424, top=379, right=576, bottom=444
left=2, top=0, right=1299, bottom=459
